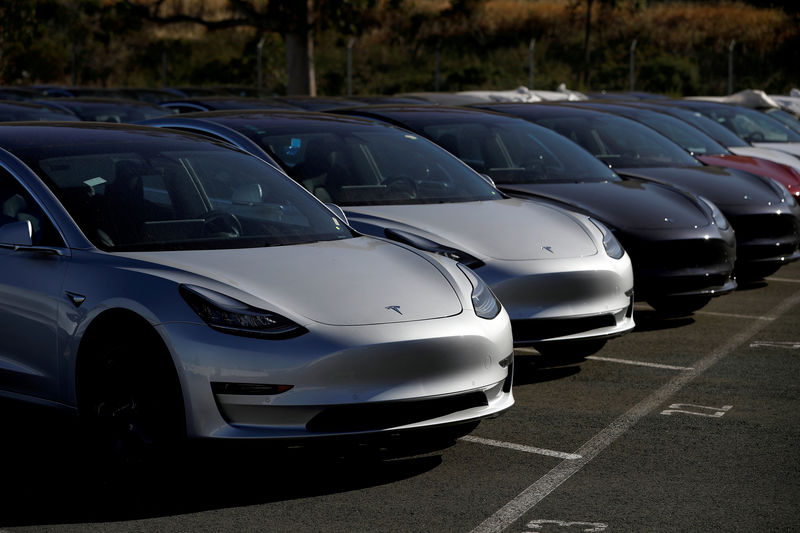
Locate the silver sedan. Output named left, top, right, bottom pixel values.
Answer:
left=0, top=123, right=513, bottom=458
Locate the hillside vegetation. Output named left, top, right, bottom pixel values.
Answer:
left=2, top=0, right=796, bottom=96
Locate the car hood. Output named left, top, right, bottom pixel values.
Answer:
left=343, top=198, right=598, bottom=260
left=119, top=237, right=463, bottom=326
left=728, top=146, right=800, bottom=174
left=498, top=179, right=712, bottom=230
left=697, top=154, right=800, bottom=194
left=616, top=166, right=780, bottom=207
left=752, top=142, right=800, bottom=158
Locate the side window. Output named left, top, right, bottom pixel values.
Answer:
left=0, top=168, right=64, bottom=247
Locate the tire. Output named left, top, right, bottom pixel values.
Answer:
left=78, top=334, right=185, bottom=466
left=647, top=294, right=712, bottom=317
left=534, top=338, right=607, bottom=360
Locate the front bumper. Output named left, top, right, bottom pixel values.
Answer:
left=158, top=311, right=514, bottom=439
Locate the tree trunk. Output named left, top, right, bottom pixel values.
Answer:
left=284, top=0, right=316, bottom=96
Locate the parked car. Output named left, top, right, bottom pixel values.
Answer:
left=0, top=100, right=80, bottom=122
left=666, top=99, right=800, bottom=158
left=0, top=122, right=514, bottom=459
left=35, top=97, right=172, bottom=123
left=272, top=96, right=366, bottom=111
left=0, top=86, right=44, bottom=101
left=631, top=100, right=800, bottom=177
left=160, top=96, right=299, bottom=114
left=576, top=101, right=800, bottom=199
left=477, top=102, right=800, bottom=280
left=336, top=104, right=737, bottom=315
left=142, top=110, right=636, bottom=357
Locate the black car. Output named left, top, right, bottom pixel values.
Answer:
left=36, top=97, right=172, bottom=123
left=0, top=100, right=80, bottom=122
left=475, top=102, right=800, bottom=280
left=159, top=96, right=300, bottom=114
left=333, top=104, right=737, bottom=314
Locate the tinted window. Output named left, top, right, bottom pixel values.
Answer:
left=244, top=122, right=501, bottom=206
left=0, top=168, right=64, bottom=247
left=417, top=118, right=619, bottom=184
left=12, top=141, right=352, bottom=251
left=533, top=113, right=702, bottom=168
left=616, top=109, right=729, bottom=156
left=695, top=105, right=800, bottom=143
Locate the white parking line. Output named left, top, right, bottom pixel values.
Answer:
left=586, top=355, right=693, bottom=371
left=696, top=311, right=774, bottom=321
left=470, top=289, right=800, bottom=533
left=461, top=436, right=582, bottom=460
left=765, top=277, right=800, bottom=283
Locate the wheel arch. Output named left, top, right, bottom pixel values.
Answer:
left=73, top=308, right=184, bottom=417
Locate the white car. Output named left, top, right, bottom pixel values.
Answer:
left=143, top=111, right=636, bottom=357
left=0, top=123, right=514, bottom=459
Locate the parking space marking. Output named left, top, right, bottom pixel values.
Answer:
left=750, top=340, right=800, bottom=349
left=586, top=355, right=693, bottom=371
left=461, top=436, right=582, bottom=460
left=695, top=311, right=774, bottom=321
left=765, top=277, right=800, bottom=283
left=470, top=289, right=800, bottom=533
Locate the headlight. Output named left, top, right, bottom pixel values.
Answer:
left=180, top=284, right=307, bottom=339
left=589, top=218, right=625, bottom=259
left=457, top=264, right=501, bottom=319
left=384, top=227, right=484, bottom=268
left=764, top=177, right=797, bottom=208
left=698, top=196, right=730, bottom=231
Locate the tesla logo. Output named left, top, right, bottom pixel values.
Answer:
left=385, top=305, right=403, bottom=315
left=542, top=246, right=554, bottom=254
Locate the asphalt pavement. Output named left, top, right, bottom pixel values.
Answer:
left=2, top=261, right=799, bottom=532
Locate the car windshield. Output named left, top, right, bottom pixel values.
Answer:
left=533, top=112, right=703, bottom=168
left=412, top=117, right=620, bottom=184
left=650, top=106, right=750, bottom=147
left=0, top=104, right=79, bottom=122
left=238, top=120, right=502, bottom=206
left=608, top=108, right=730, bottom=156
left=764, top=108, right=800, bottom=135
left=691, top=104, right=800, bottom=143
left=54, top=102, right=169, bottom=123
left=15, top=139, right=353, bottom=251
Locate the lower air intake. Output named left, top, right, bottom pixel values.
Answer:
left=306, top=391, right=488, bottom=433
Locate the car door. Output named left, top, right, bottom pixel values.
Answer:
left=0, top=169, right=69, bottom=401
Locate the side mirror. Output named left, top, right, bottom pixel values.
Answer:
left=325, top=203, right=348, bottom=225
left=0, top=220, right=33, bottom=246
left=479, top=173, right=497, bottom=188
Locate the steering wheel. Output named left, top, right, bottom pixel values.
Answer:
left=384, top=175, right=417, bottom=199
left=202, top=210, right=242, bottom=238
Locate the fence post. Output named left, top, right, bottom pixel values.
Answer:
left=529, top=38, right=535, bottom=90
left=728, top=39, right=736, bottom=95
left=435, top=40, right=441, bottom=92
left=71, top=43, right=77, bottom=85
left=161, top=49, right=167, bottom=88
left=629, top=39, right=637, bottom=92
left=347, top=37, right=355, bottom=96
left=257, top=36, right=266, bottom=92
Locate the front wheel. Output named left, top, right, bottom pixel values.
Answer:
left=78, top=336, right=185, bottom=466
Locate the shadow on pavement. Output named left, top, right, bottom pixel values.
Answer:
left=631, top=309, right=695, bottom=332
left=512, top=352, right=582, bottom=386
left=0, top=398, right=444, bottom=527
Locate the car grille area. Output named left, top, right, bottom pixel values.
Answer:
left=727, top=213, right=800, bottom=262
left=305, top=391, right=489, bottom=433
left=511, top=314, right=617, bottom=343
